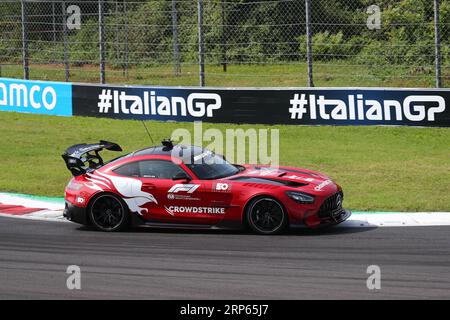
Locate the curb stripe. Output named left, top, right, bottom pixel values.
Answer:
left=0, top=203, right=45, bottom=215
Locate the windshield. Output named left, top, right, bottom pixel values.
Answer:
left=185, top=152, right=239, bottom=180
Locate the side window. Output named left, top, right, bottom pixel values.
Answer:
left=113, top=162, right=139, bottom=177
left=138, top=160, right=186, bottom=179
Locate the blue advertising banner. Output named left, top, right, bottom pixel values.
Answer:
left=0, top=78, right=72, bottom=116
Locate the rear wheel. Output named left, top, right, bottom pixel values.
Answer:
left=246, top=197, right=287, bottom=235
left=88, top=194, right=129, bottom=232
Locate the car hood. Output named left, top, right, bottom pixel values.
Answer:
left=229, top=165, right=338, bottom=194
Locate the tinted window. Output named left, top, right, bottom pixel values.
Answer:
left=139, top=160, right=185, bottom=179
left=113, top=162, right=139, bottom=177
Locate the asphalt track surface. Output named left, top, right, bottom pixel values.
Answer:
left=0, top=216, right=449, bottom=299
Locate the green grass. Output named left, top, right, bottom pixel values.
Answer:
left=0, top=111, right=449, bottom=212
left=1, top=62, right=448, bottom=88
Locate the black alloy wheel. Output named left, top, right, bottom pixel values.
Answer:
left=247, top=197, right=287, bottom=235
left=89, top=194, right=129, bottom=231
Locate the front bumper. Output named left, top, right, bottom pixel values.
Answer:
left=325, top=208, right=351, bottom=225
left=63, top=201, right=88, bottom=225
left=315, top=208, right=351, bottom=228
left=299, top=207, right=351, bottom=228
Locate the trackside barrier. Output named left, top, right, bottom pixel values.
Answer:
left=1, top=78, right=449, bottom=127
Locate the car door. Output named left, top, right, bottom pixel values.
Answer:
left=164, top=177, right=230, bottom=226
left=135, top=159, right=188, bottom=223
left=137, top=159, right=224, bottom=226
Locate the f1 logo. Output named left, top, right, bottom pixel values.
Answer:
left=168, top=184, right=200, bottom=194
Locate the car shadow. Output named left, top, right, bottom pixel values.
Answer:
left=76, top=222, right=377, bottom=236
left=287, top=225, right=378, bottom=236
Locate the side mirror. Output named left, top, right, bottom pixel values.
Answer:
left=172, top=172, right=191, bottom=182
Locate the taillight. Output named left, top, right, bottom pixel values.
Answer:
left=67, top=179, right=83, bottom=191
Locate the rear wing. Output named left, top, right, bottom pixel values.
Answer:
left=62, top=140, right=122, bottom=176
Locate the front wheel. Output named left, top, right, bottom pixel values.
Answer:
left=88, top=194, right=129, bottom=232
left=246, top=197, right=288, bottom=235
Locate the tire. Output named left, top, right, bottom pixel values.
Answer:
left=88, top=193, right=130, bottom=232
left=246, top=197, right=288, bottom=235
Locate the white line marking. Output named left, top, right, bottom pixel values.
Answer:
left=342, top=212, right=450, bottom=227
left=0, top=210, right=68, bottom=223
left=0, top=194, right=64, bottom=210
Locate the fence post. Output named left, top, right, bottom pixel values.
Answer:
left=172, top=0, right=181, bottom=76
left=52, top=1, right=56, bottom=63
left=198, top=0, right=205, bottom=87
left=62, top=1, right=70, bottom=82
left=305, top=0, right=314, bottom=87
left=123, top=0, right=128, bottom=78
left=434, top=0, right=442, bottom=88
left=99, top=0, right=106, bottom=84
left=221, top=0, right=227, bottom=72
left=20, top=0, right=29, bottom=80
left=115, top=0, right=120, bottom=65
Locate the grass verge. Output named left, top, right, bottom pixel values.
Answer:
left=0, top=111, right=449, bottom=211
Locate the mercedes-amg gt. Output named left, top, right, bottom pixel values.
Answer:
left=62, top=140, right=350, bottom=234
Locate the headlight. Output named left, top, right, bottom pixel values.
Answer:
left=286, top=191, right=315, bottom=204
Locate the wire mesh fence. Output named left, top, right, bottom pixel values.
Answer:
left=0, top=0, right=448, bottom=87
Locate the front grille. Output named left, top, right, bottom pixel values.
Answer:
left=317, top=191, right=343, bottom=218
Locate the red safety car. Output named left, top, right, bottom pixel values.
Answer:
left=62, top=140, right=350, bottom=234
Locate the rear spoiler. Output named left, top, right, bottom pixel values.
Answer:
left=62, top=140, right=122, bottom=176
